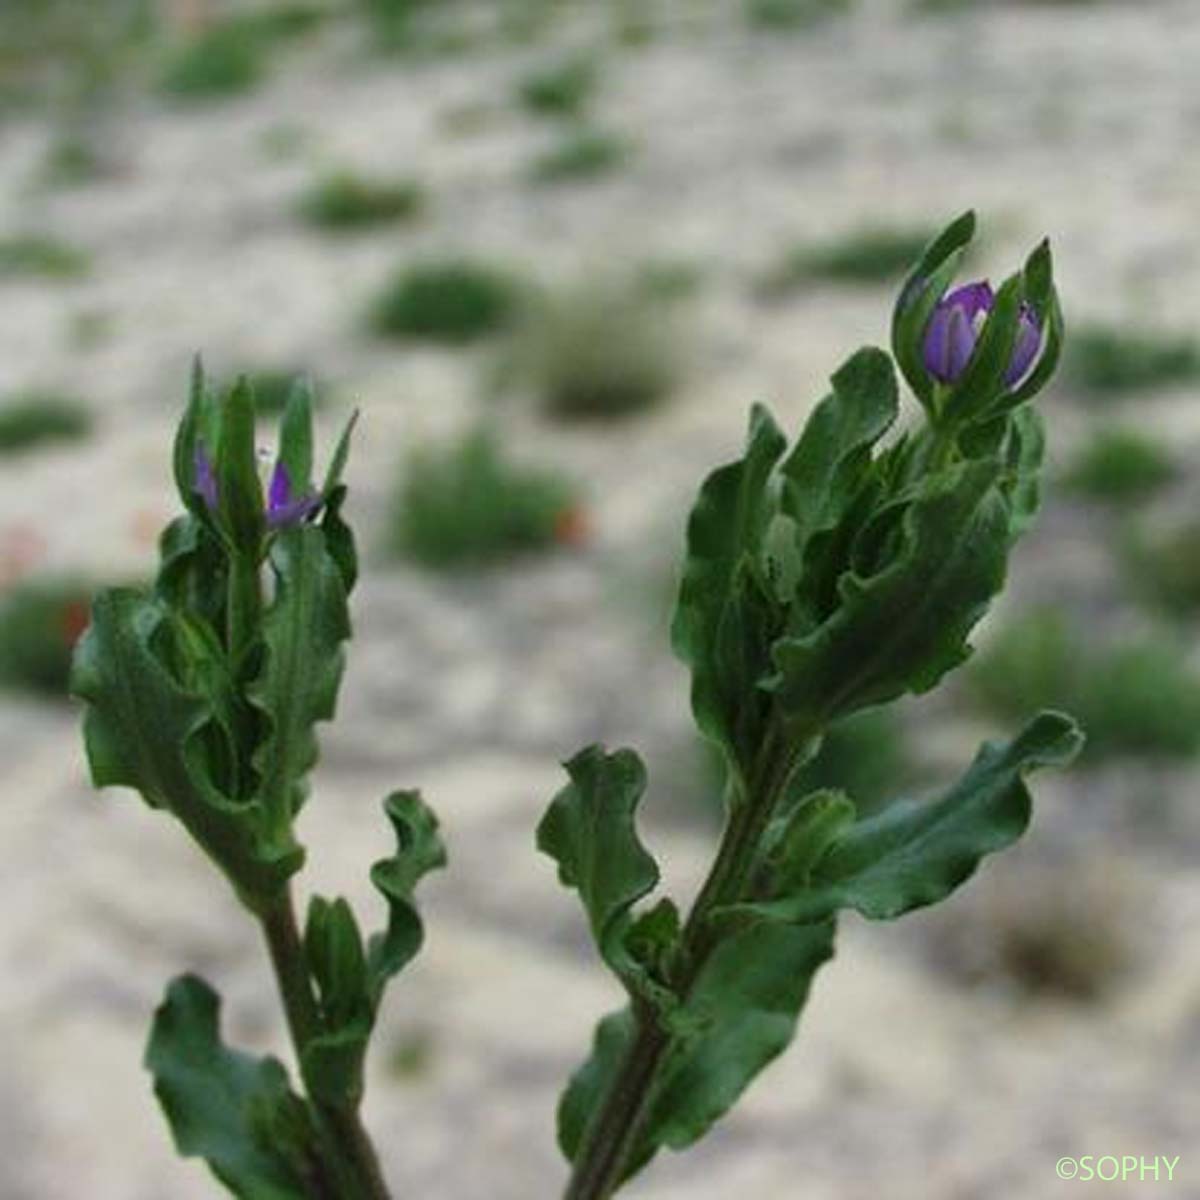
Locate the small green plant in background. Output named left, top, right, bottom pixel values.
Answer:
left=158, top=23, right=265, bottom=101
left=1124, top=518, right=1200, bottom=619
left=517, top=54, right=600, bottom=118
left=746, top=0, right=853, bottom=30
left=298, top=170, right=426, bottom=232
left=369, top=258, right=525, bottom=343
left=1062, top=425, right=1177, bottom=503
left=0, top=234, right=90, bottom=279
left=1064, top=323, right=1200, bottom=396
left=971, top=610, right=1200, bottom=759
left=387, top=427, right=583, bottom=567
left=512, top=279, right=680, bottom=420
left=760, top=225, right=936, bottom=295
left=529, top=127, right=631, bottom=184
left=0, top=392, right=92, bottom=454
left=0, top=577, right=94, bottom=696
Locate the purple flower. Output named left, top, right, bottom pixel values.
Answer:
left=265, top=462, right=320, bottom=529
left=922, top=281, right=1043, bottom=387
left=192, top=447, right=320, bottom=530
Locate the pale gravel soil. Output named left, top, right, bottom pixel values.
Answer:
left=2, top=2, right=1200, bottom=1197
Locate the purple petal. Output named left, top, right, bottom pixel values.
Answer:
left=1003, top=304, right=1043, bottom=387
left=266, top=494, right=321, bottom=529
left=922, top=304, right=954, bottom=382
left=193, top=446, right=218, bottom=510
left=945, top=305, right=976, bottom=381
left=267, top=461, right=292, bottom=513
left=944, top=280, right=995, bottom=321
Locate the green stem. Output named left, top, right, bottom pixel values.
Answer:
left=260, top=891, right=393, bottom=1200
left=226, top=550, right=262, bottom=670
left=562, top=723, right=811, bottom=1200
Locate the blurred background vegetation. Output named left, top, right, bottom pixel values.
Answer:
left=2, top=1, right=1199, bottom=1197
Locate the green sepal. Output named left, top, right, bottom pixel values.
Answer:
left=247, top=526, right=351, bottom=833
left=216, top=378, right=265, bottom=554
left=671, top=405, right=787, bottom=772
left=725, top=711, right=1082, bottom=925
left=172, top=358, right=209, bottom=522
left=320, top=485, right=358, bottom=596
left=70, top=588, right=302, bottom=908
left=277, top=381, right=315, bottom=497
left=366, top=790, right=447, bottom=1004
left=321, top=410, right=359, bottom=499
left=768, top=458, right=1010, bottom=726
left=891, top=211, right=976, bottom=409
left=145, top=974, right=321, bottom=1200
left=537, top=746, right=677, bottom=1011
left=1003, top=238, right=1063, bottom=409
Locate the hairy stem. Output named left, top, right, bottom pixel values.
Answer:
left=563, top=723, right=810, bottom=1200
left=260, top=891, right=392, bottom=1200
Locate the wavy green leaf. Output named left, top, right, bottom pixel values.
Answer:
left=769, top=457, right=1009, bottom=726
left=146, top=975, right=320, bottom=1200
left=70, top=589, right=301, bottom=906
left=248, top=526, right=350, bottom=833
left=728, top=711, right=1082, bottom=925
left=537, top=747, right=673, bottom=1007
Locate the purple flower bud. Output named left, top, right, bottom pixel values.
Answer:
left=265, top=461, right=320, bottom=529
left=922, top=280, right=1043, bottom=388
left=194, top=445, right=218, bottom=510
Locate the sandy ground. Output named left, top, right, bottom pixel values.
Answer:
left=2, top=2, right=1200, bottom=1197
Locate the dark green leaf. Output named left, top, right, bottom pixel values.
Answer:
left=366, top=790, right=446, bottom=1003
left=671, top=406, right=787, bottom=763
left=728, top=711, right=1082, bottom=925
left=146, top=974, right=319, bottom=1200
left=247, top=526, right=350, bottom=833
left=778, top=347, right=898, bottom=555
left=537, top=746, right=673, bottom=1006
left=71, top=589, right=301, bottom=906
left=321, top=410, right=359, bottom=498
left=769, top=458, right=1009, bottom=726
left=557, top=919, right=835, bottom=1173
left=320, top=485, right=358, bottom=595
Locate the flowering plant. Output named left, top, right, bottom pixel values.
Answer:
left=71, top=212, right=1078, bottom=1199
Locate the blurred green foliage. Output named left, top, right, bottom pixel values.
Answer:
left=1065, top=324, right=1200, bottom=397
left=0, top=234, right=90, bottom=279
left=746, top=0, right=853, bottom=29
left=1062, top=426, right=1177, bottom=503
left=0, top=577, right=94, bottom=697
left=158, top=24, right=265, bottom=100
left=761, top=225, right=935, bottom=295
left=529, top=128, right=631, bottom=184
left=971, top=610, right=1200, bottom=759
left=1125, top=519, right=1200, bottom=619
left=0, top=392, right=92, bottom=454
left=517, top=54, right=600, bottom=118
left=513, top=280, right=679, bottom=420
left=299, top=170, right=426, bottom=231
left=387, top=427, right=581, bottom=567
left=370, top=259, right=525, bottom=343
